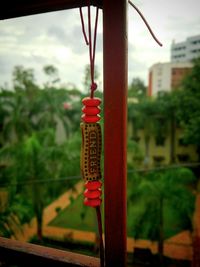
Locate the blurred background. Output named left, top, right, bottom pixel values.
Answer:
left=0, top=1, right=200, bottom=266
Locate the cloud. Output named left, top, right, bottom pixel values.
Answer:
left=48, top=24, right=86, bottom=54
left=0, top=1, right=200, bottom=90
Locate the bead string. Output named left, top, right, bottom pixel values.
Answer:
left=79, top=2, right=99, bottom=98
left=128, top=0, right=163, bottom=47
left=79, top=3, right=104, bottom=266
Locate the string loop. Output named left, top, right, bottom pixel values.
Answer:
left=79, top=2, right=99, bottom=98
left=128, top=0, right=163, bottom=47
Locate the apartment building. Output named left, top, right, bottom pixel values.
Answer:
left=171, top=35, right=200, bottom=62
left=147, top=62, right=192, bottom=96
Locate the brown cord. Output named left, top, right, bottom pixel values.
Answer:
left=128, top=0, right=163, bottom=47
left=96, top=206, right=104, bottom=267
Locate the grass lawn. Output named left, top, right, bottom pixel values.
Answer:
left=49, top=193, right=191, bottom=240
left=49, top=194, right=103, bottom=232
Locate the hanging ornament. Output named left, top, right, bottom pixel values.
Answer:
left=79, top=2, right=104, bottom=267
left=81, top=96, right=102, bottom=207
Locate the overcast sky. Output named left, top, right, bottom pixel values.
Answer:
left=0, top=0, right=200, bottom=91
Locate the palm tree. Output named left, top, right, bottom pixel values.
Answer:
left=129, top=167, right=196, bottom=265
left=2, top=91, right=32, bottom=143
left=0, top=130, right=60, bottom=240
left=1, top=66, right=40, bottom=143
left=0, top=65, right=82, bottom=240
left=155, top=92, right=179, bottom=164
left=138, top=99, right=158, bottom=168
left=0, top=156, right=32, bottom=238
left=21, top=131, right=59, bottom=240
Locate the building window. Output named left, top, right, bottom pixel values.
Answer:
left=157, top=68, right=162, bottom=76
left=155, top=136, right=165, bottom=146
left=132, top=136, right=140, bottom=143
left=191, top=49, right=200, bottom=53
left=172, top=69, right=176, bottom=75
left=177, top=154, right=190, bottom=162
left=192, top=40, right=200, bottom=45
left=153, top=156, right=165, bottom=166
left=178, top=138, right=188, bottom=147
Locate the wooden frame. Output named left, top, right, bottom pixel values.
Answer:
left=0, top=1, right=128, bottom=266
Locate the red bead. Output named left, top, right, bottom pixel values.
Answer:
left=85, top=180, right=102, bottom=190
left=82, top=97, right=101, bottom=107
left=84, top=198, right=102, bottom=207
left=83, top=181, right=102, bottom=207
left=84, top=189, right=102, bottom=199
left=82, top=106, right=101, bottom=116
left=81, top=114, right=100, bottom=123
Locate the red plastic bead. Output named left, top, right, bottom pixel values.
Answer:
left=82, top=106, right=101, bottom=116
left=81, top=96, right=102, bottom=207
left=82, top=97, right=101, bottom=106
left=83, top=181, right=102, bottom=207
left=85, top=180, right=102, bottom=190
left=81, top=114, right=100, bottom=123
left=84, top=189, right=102, bottom=199
left=84, top=198, right=102, bottom=207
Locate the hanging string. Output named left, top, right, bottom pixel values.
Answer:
left=79, top=8, right=89, bottom=45
left=96, top=206, right=104, bottom=267
left=128, top=0, right=163, bottom=47
left=79, top=4, right=104, bottom=267
left=79, top=2, right=99, bottom=98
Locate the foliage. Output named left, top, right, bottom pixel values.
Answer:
left=0, top=194, right=33, bottom=237
left=0, top=65, right=83, bottom=238
left=175, top=58, right=200, bottom=150
left=127, top=138, right=143, bottom=167
left=49, top=195, right=97, bottom=232
left=128, top=78, right=147, bottom=100
left=12, top=65, right=37, bottom=92
left=128, top=87, right=183, bottom=165
left=128, top=167, right=196, bottom=262
left=43, top=65, right=60, bottom=87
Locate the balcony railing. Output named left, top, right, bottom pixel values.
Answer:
left=0, top=236, right=99, bottom=267
left=0, top=0, right=128, bottom=266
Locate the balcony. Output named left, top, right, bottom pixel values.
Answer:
left=0, top=0, right=127, bottom=266
left=0, top=236, right=99, bottom=267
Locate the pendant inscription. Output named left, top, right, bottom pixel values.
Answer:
left=80, top=123, right=102, bottom=181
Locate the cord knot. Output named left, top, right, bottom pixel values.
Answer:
left=91, top=82, right=97, bottom=91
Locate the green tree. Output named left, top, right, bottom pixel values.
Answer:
left=43, top=65, right=60, bottom=87
left=128, top=78, right=146, bottom=99
left=13, top=66, right=36, bottom=91
left=175, top=57, right=200, bottom=159
left=2, top=90, right=32, bottom=142
left=2, top=67, right=40, bottom=143
left=0, top=64, right=84, bottom=241
left=0, top=133, right=49, bottom=240
left=0, top=145, right=33, bottom=237
left=128, top=91, right=179, bottom=167
left=128, top=99, right=156, bottom=168
left=155, top=92, right=178, bottom=164
left=12, top=66, right=39, bottom=103
left=0, top=194, right=32, bottom=238
left=139, top=99, right=157, bottom=168
left=129, top=168, right=196, bottom=265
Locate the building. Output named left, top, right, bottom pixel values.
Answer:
left=171, top=35, right=200, bottom=62
left=148, top=34, right=200, bottom=96
left=128, top=127, right=198, bottom=168
left=148, top=62, right=192, bottom=97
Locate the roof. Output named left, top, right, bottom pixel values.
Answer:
left=0, top=0, right=102, bottom=20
